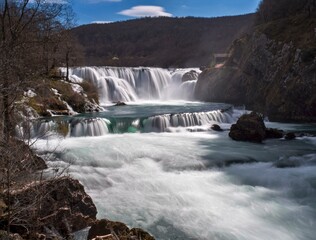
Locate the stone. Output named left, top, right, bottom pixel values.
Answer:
left=6, top=177, right=97, bottom=239
left=285, top=132, right=296, bottom=140
left=182, top=70, right=199, bottom=82
left=229, top=112, right=266, bottom=143
left=114, top=101, right=127, bottom=106
left=265, top=128, right=284, bottom=139
left=211, top=124, right=223, bottom=131
left=88, top=219, right=155, bottom=240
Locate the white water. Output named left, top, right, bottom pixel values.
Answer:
left=31, top=67, right=316, bottom=239
left=22, top=106, right=240, bottom=138
left=60, top=67, right=200, bottom=103
left=35, top=130, right=316, bottom=240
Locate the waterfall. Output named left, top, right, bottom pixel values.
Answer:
left=70, top=118, right=110, bottom=137
left=60, top=67, right=200, bottom=103
left=16, top=120, right=57, bottom=139
left=143, top=110, right=235, bottom=132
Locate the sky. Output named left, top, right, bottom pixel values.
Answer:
left=71, top=0, right=262, bottom=25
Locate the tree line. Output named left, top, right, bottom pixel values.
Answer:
left=256, top=0, right=316, bottom=23
left=72, top=14, right=255, bottom=68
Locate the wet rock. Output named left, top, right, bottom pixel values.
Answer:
left=229, top=112, right=266, bottom=143
left=211, top=124, right=223, bottom=132
left=285, top=132, right=296, bottom=140
left=182, top=70, right=199, bottom=82
left=265, top=128, right=284, bottom=139
left=88, top=219, right=155, bottom=240
left=114, top=101, right=126, bottom=106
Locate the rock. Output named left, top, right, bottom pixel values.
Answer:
left=195, top=30, right=316, bottom=122
left=265, top=128, right=284, bottom=138
left=88, top=219, right=155, bottom=240
left=0, top=231, right=24, bottom=240
left=285, top=132, right=296, bottom=140
left=6, top=177, right=97, bottom=239
left=114, top=101, right=126, bottom=106
left=229, top=112, right=266, bottom=143
left=182, top=70, right=199, bottom=82
left=211, top=124, right=223, bottom=131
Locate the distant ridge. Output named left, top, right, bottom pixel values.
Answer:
left=72, top=14, right=255, bottom=67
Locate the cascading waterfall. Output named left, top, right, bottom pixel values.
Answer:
left=60, top=67, right=200, bottom=103
left=23, top=107, right=242, bottom=138
left=70, top=118, right=110, bottom=137
left=143, top=110, right=234, bottom=132
left=16, top=120, right=57, bottom=139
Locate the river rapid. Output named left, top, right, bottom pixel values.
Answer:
left=30, top=67, right=316, bottom=240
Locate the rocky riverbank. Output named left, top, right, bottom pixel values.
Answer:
left=0, top=144, right=155, bottom=240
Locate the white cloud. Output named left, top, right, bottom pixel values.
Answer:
left=118, top=5, right=172, bottom=18
left=91, top=21, right=113, bottom=24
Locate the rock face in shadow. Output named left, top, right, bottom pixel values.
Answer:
left=5, top=177, right=97, bottom=239
left=229, top=112, right=284, bottom=143
left=182, top=70, right=199, bottom=82
left=88, top=219, right=155, bottom=240
left=195, top=29, right=316, bottom=122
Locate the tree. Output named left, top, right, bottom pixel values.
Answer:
left=0, top=0, right=77, bottom=235
left=256, top=0, right=312, bottom=24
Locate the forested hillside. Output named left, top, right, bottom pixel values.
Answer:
left=72, top=14, right=255, bottom=67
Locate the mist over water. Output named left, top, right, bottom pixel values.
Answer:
left=33, top=67, right=316, bottom=239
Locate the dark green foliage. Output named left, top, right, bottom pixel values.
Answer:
left=256, top=0, right=316, bottom=24
left=72, top=15, right=255, bottom=67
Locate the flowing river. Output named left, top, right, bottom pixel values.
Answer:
left=29, top=67, right=316, bottom=240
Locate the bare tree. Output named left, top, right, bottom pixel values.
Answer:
left=0, top=0, right=77, bottom=236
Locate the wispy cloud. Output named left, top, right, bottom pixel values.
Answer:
left=91, top=21, right=113, bottom=24
left=118, top=5, right=172, bottom=17
left=30, top=0, right=68, bottom=4
left=87, top=0, right=122, bottom=3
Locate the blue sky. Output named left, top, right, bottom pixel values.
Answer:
left=72, top=0, right=261, bottom=25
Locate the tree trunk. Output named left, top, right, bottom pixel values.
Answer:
left=66, top=50, right=69, bottom=81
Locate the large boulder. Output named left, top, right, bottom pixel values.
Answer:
left=5, top=177, right=97, bottom=239
left=229, top=112, right=266, bottom=143
left=182, top=70, right=199, bottom=82
left=229, top=112, right=286, bottom=143
left=88, top=219, right=155, bottom=240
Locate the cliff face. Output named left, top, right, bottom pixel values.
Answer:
left=195, top=16, right=316, bottom=122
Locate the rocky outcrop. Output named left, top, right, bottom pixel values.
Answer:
left=211, top=124, right=223, bottom=132
left=182, top=70, right=199, bottom=82
left=195, top=19, right=316, bottom=122
left=88, top=219, right=155, bottom=240
left=3, top=177, right=97, bottom=239
left=229, top=112, right=284, bottom=143
left=229, top=112, right=266, bottom=143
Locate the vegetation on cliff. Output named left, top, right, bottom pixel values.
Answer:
left=195, top=0, right=316, bottom=122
